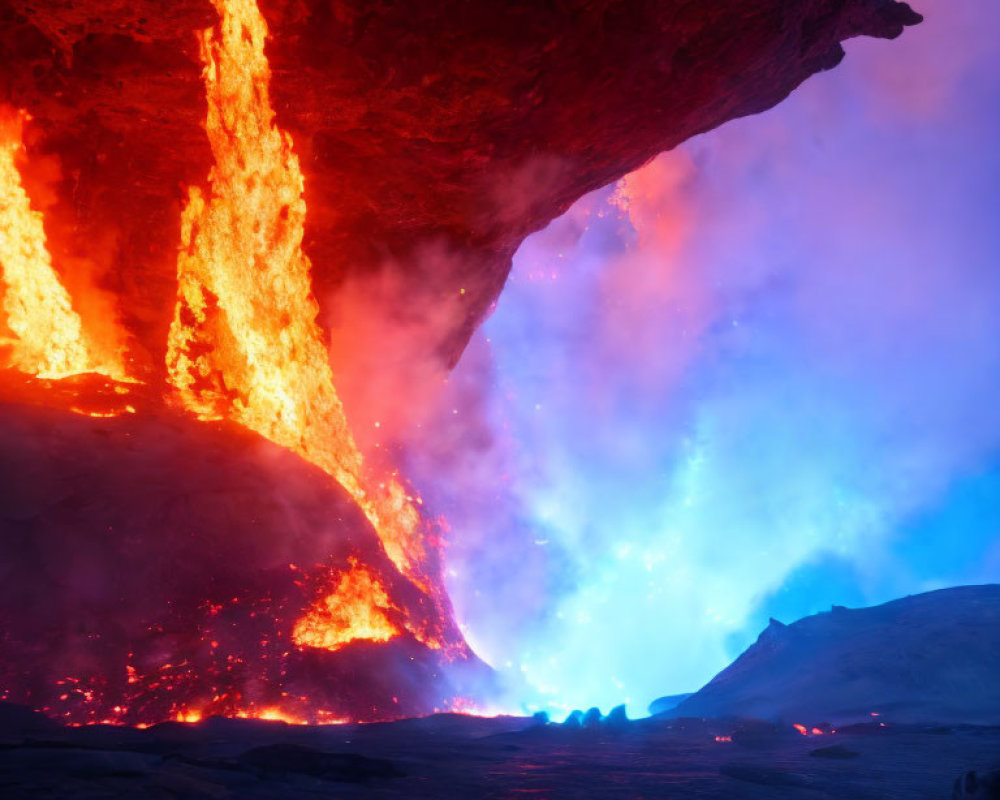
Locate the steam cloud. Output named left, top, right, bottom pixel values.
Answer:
left=332, top=1, right=1000, bottom=716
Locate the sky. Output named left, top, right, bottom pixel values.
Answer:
left=401, top=1, right=1000, bottom=718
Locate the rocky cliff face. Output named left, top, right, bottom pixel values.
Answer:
left=1, top=0, right=921, bottom=377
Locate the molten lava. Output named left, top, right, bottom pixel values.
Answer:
left=0, top=0, right=474, bottom=728
left=0, top=109, right=126, bottom=382
left=164, top=0, right=449, bottom=652
left=293, top=558, right=401, bottom=651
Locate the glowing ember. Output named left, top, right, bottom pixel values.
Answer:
left=293, top=558, right=401, bottom=651
left=0, top=109, right=126, bottom=382
left=165, top=0, right=445, bottom=649
left=170, top=706, right=348, bottom=726
left=792, top=723, right=830, bottom=736
left=238, top=707, right=307, bottom=725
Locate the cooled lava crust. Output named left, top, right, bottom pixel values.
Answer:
left=0, top=396, right=490, bottom=724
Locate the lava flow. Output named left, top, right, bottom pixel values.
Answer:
left=164, top=0, right=450, bottom=653
left=292, top=557, right=401, bottom=652
left=0, top=0, right=476, bottom=728
left=0, top=109, right=126, bottom=383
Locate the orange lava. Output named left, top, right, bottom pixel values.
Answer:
left=165, top=0, right=448, bottom=650
left=293, top=558, right=401, bottom=651
left=174, top=706, right=348, bottom=726
left=0, top=109, right=127, bottom=383
left=2, top=1, right=462, bottom=730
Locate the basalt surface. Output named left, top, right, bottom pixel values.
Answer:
left=0, top=392, right=489, bottom=724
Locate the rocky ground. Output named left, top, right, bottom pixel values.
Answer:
left=1, top=703, right=998, bottom=799
left=0, top=396, right=488, bottom=724
left=666, top=585, right=1000, bottom=726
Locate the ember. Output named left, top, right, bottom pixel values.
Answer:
left=0, top=0, right=476, bottom=726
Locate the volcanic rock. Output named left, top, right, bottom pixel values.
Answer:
left=809, top=744, right=860, bottom=759
left=0, top=397, right=488, bottom=723
left=237, top=743, right=404, bottom=782
left=0, top=698, right=998, bottom=798
left=562, top=709, right=583, bottom=728
left=648, top=692, right=694, bottom=716
left=667, top=585, right=1000, bottom=725
left=604, top=703, right=629, bottom=727
left=1, top=0, right=922, bottom=380
left=719, top=762, right=812, bottom=788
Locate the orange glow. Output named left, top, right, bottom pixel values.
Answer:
left=793, top=723, right=808, bottom=736
left=57, top=697, right=351, bottom=728
left=165, top=0, right=442, bottom=647
left=292, top=558, right=401, bottom=651
left=0, top=109, right=127, bottom=382
left=233, top=707, right=347, bottom=725
left=314, top=710, right=350, bottom=725
left=68, top=405, right=136, bottom=419
left=236, top=707, right=307, bottom=724
left=46, top=660, right=362, bottom=727
left=443, top=697, right=504, bottom=716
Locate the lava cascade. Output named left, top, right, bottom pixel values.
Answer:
left=164, top=0, right=447, bottom=649
left=0, top=110, right=126, bottom=382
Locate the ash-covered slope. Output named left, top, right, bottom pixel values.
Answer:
left=0, top=392, right=489, bottom=724
left=1, top=0, right=921, bottom=375
left=668, top=585, right=1000, bottom=725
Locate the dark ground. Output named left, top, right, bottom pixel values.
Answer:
left=1, top=703, right=997, bottom=799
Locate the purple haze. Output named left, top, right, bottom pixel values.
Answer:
left=399, top=1, right=1000, bottom=716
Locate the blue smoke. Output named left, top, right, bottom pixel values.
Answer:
left=404, top=1, right=1000, bottom=717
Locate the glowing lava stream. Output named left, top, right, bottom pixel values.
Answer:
left=0, top=110, right=126, bottom=381
left=166, top=0, right=445, bottom=649
left=293, top=557, right=401, bottom=651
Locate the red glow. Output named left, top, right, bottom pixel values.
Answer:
left=0, top=0, right=469, bottom=728
left=792, top=723, right=833, bottom=737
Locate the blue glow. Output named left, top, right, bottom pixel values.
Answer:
left=405, top=1, right=1000, bottom=717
